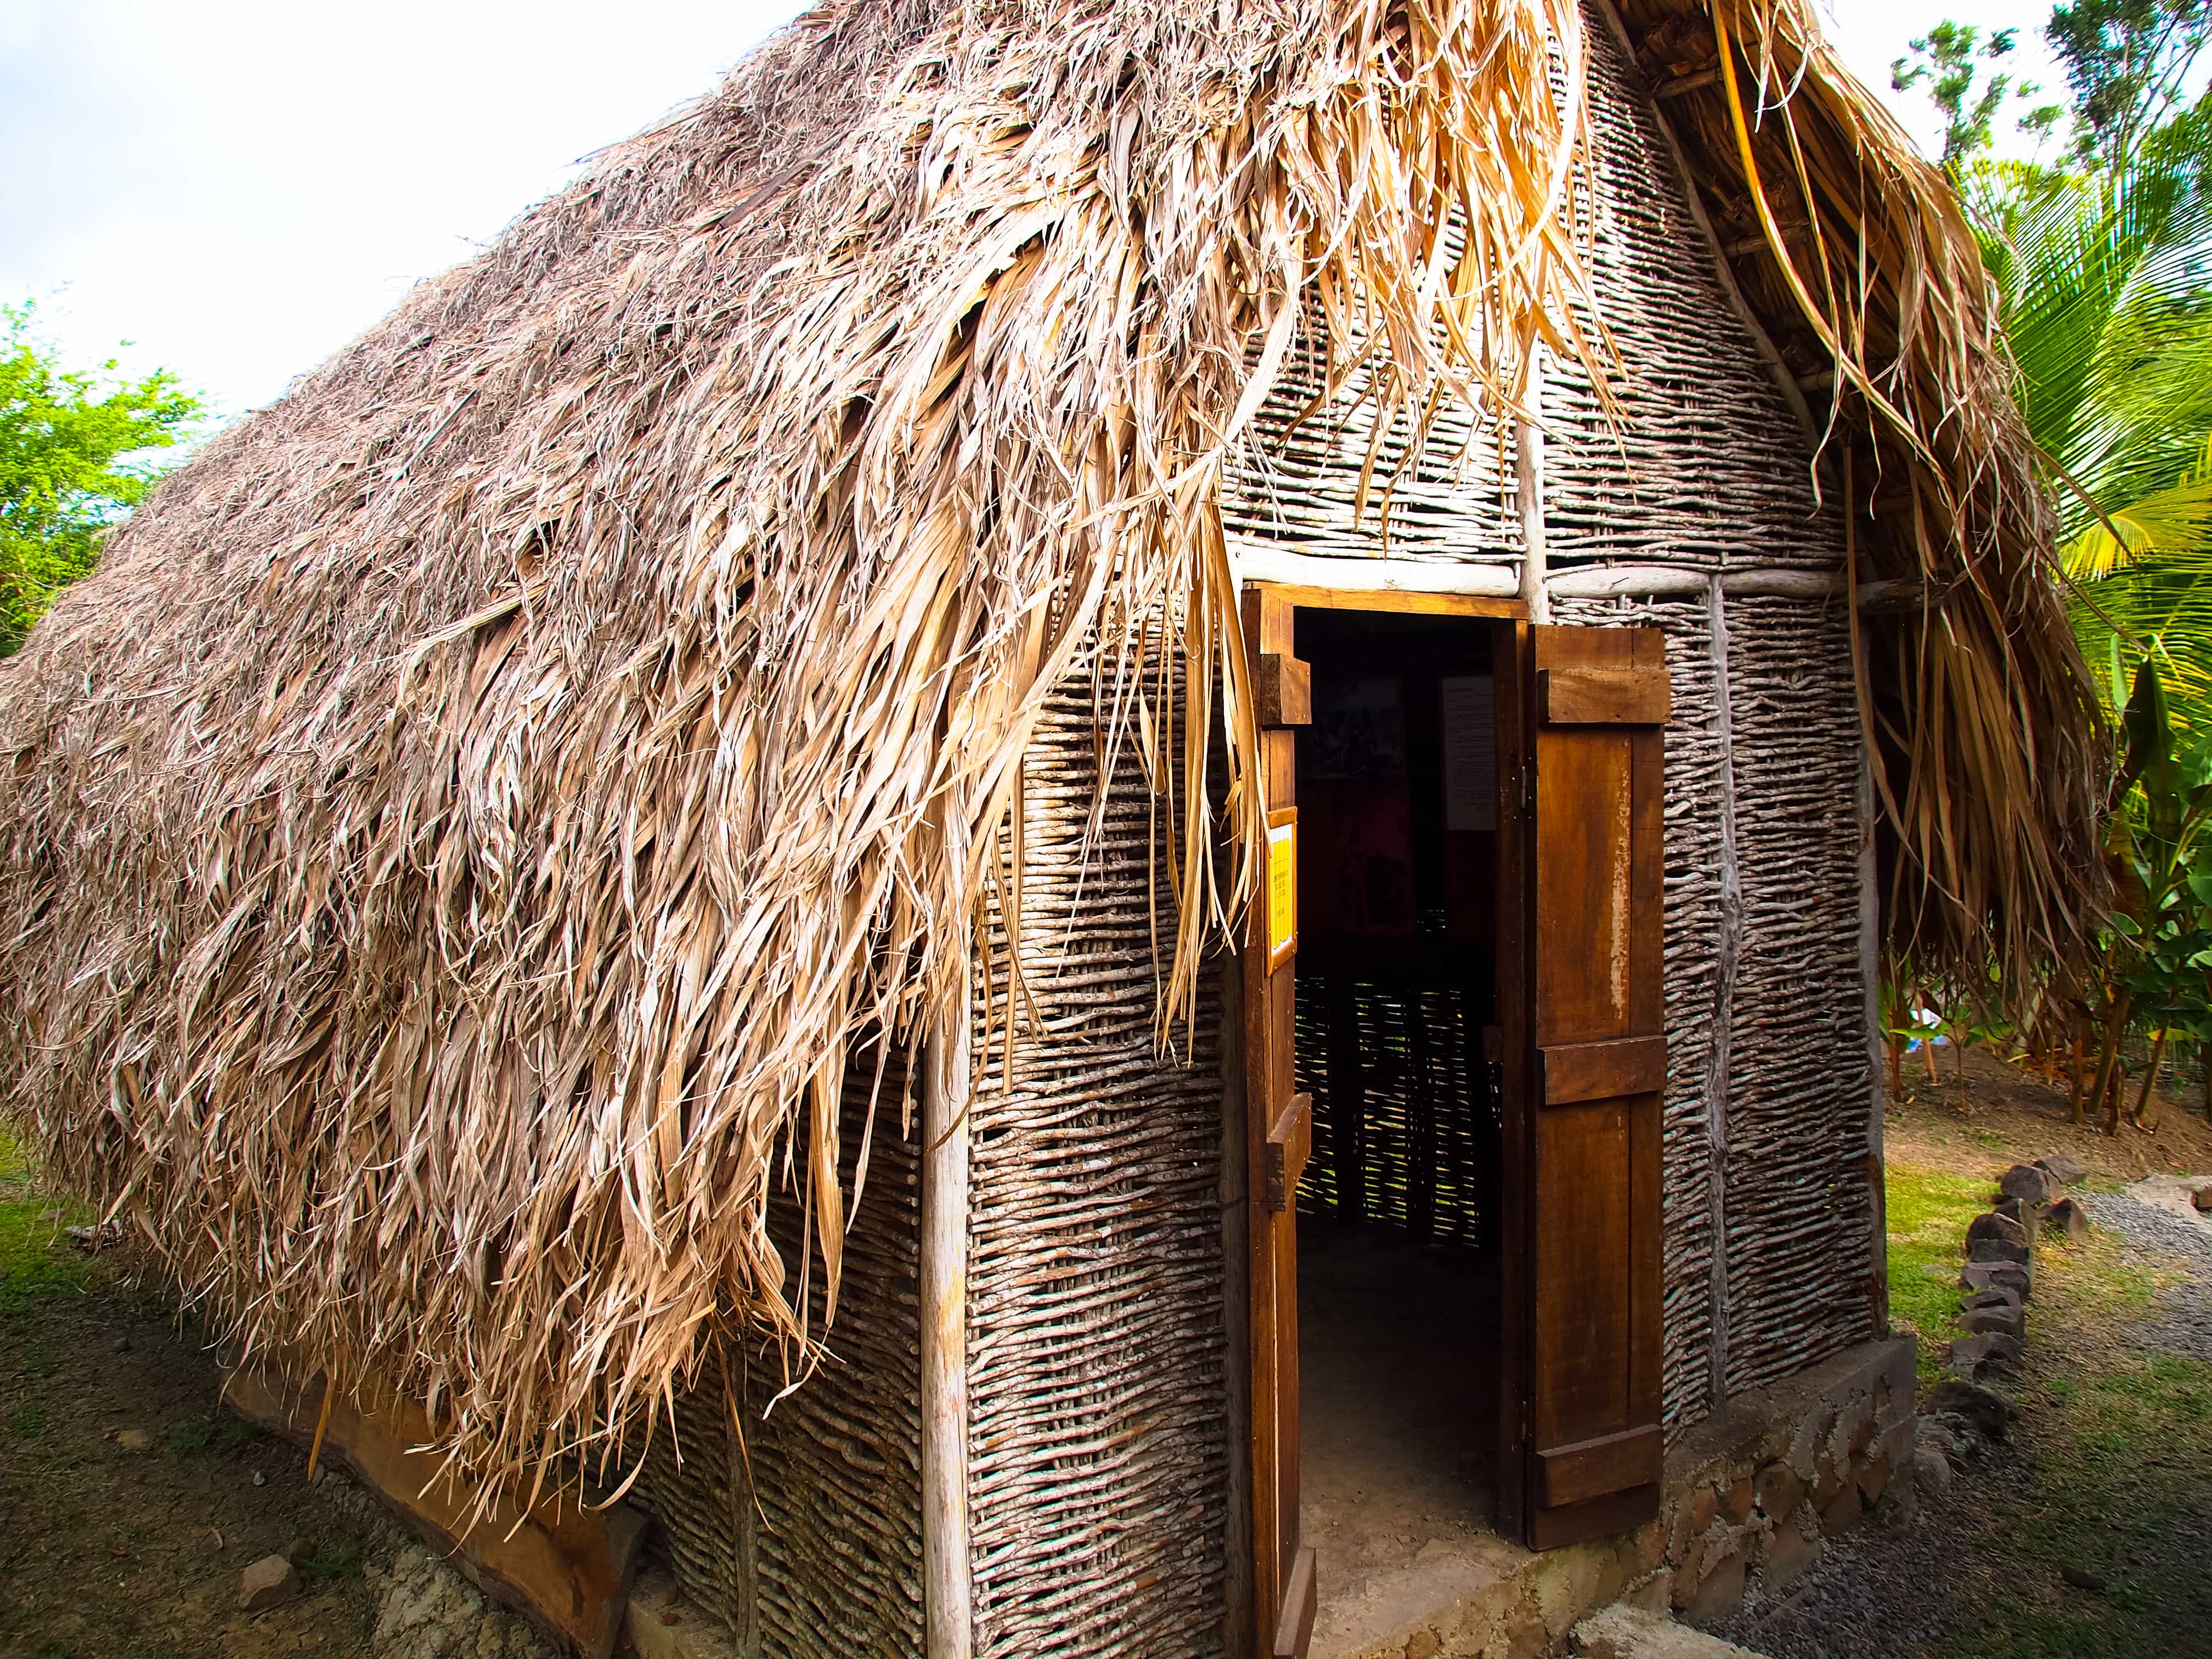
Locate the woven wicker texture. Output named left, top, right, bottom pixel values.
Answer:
left=1713, top=595, right=1876, bottom=1389
left=1542, top=27, right=1841, bottom=574
left=631, top=1050, right=925, bottom=1656
left=1220, top=286, right=1523, bottom=571
left=1293, top=969, right=1500, bottom=1249
left=964, top=653, right=1231, bottom=1659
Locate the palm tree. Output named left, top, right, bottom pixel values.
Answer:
left=1976, top=114, right=2212, bottom=723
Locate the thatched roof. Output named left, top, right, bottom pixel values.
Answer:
left=0, top=0, right=2100, bottom=1497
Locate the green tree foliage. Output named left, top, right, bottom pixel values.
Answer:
left=1982, top=119, right=2212, bottom=717
left=2049, top=0, right=2212, bottom=166
left=0, top=304, right=200, bottom=655
left=1892, top=23, right=2063, bottom=165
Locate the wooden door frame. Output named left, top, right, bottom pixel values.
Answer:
left=1228, top=582, right=1527, bottom=1658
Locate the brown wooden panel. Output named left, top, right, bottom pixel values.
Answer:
left=1249, top=583, right=1528, bottom=619
left=1536, top=1424, right=1663, bottom=1508
left=1506, top=624, right=1667, bottom=1550
left=1542, top=1036, right=1667, bottom=1105
left=1264, top=1093, right=1313, bottom=1213
left=1532, top=1099, right=1633, bottom=1447
left=1241, top=584, right=1304, bottom=1654
left=1257, top=653, right=1312, bottom=727
left=1539, top=666, right=1671, bottom=726
left=1271, top=1545, right=1318, bottom=1658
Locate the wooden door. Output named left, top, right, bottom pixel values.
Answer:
left=1496, top=622, right=1669, bottom=1550
left=1241, top=586, right=1316, bottom=1658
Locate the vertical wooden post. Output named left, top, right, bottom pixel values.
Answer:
left=1858, top=710, right=1889, bottom=1335
left=1220, top=964, right=1254, bottom=1659
left=1703, top=578, right=1738, bottom=1410
left=922, top=958, right=973, bottom=1659
left=1516, top=353, right=1549, bottom=626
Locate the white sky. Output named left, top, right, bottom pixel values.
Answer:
left=1, top=0, right=2059, bottom=420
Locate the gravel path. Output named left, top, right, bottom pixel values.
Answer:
left=1702, top=1475, right=1988, bottom=1659
left=2079, top=1185, right=2212, bottom=1363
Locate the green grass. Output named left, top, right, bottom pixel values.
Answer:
left=0, top=1122, right=92, bottom=1312
left=165, top=1413, right=256, bottom=1457
left=8, top=1403, right=46, bottom=1437
left=300, top=1542, right=364, bottom=1582
left=1884, top=1161, right=1992, bottom=1383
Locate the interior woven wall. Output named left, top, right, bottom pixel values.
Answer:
left=631, top=1049, right=926, bottom=1656
left=963, top=645, right=1232, bottom=1659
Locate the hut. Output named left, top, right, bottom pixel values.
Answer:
left=0, top=0, right=2101, bottom=1654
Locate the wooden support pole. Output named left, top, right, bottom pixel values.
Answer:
left=921, top=961, right=973, bottom=1659
left=1859, top=721, right=1889, bottom=1335
left=1702, top=577, right=1738, bottom=1412
left=1517, top=352, right=1549, bottom=625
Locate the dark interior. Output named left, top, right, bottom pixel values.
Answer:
left=1292, top=609, right=1506, bottom=1640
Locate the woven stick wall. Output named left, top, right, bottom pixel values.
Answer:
left=1539, top=19, right=1840, bottom=580
left=631, top=1046, right=925, bottom=1656
left=963, top=643, right=1231, bottom=1659
left=1220, top=284, right=1522, bottom=570
left=1292, top=953, right=1500, bottom=1248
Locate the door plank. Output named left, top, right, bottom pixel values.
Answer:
left=1539, top=666, right=1672, bottom=725
left=1542, top=1036, right=1667, bottom=1105
left=1503, top=624, right=1669, bottom=1550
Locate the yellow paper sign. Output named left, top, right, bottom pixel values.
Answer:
left=1266, top=812, right=1297, bottom=970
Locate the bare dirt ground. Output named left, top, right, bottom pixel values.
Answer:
left=1710, top=1044, right=2212, bottom=1659
left=1882, top=1040, right=2212, bottom=1184
left=0, top=1141, right=551, bottom=1659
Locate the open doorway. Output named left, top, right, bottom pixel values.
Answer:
left=1289, top=606, right=1505, bottom=1650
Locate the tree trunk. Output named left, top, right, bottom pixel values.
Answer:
left=2091, top=990, right=2132, bottom=1136
left=2069, top=1014, right=2086, bottom=1124
left=2132, top=1027, right=2170, bottom=1130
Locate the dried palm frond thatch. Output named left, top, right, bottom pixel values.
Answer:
left=0, top=0, right=2099, bottom=1502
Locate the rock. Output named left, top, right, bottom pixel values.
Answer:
left=2036, top=1152, right=2089, bottom=1187
left=2059, top=1564, right=2108, bottom=1593
left=2191, top=1183, right=2212, bottom=1214
left=1572, top=1602, right=1768, bottom=1657
left=239, top=1554, right=301, bottom=1611
left=1818, top=1475, right=1864, bottom=1538
left=1752, top=1459, right=1804, bottom=1520
left=1967, top=1209, right=2028, bottom=1249
left=285, top=1535, right=314, bottom=1565
left=373, top=1542, right=557, bottom=1659
left=2045, top=1197, right=2091, bottom=1239
left=1992, top=1194, right=2023, bottom=1222
left=1681, top=1543, right=1749, bottom=1624
left=1763, top=1508, right=1822, bottom=1591
left=1960, top=1283, right=2022, bottom=1312
left=115, top=1428, right=152, bottom=1451
left=1957, top=1303, right=2025, bottom=1338
left=1931, top=1379, right=2011, bottom=1440
left=1968, top=1232, right=2032, bottom=1266
left=1949, top=1331, right=2024, bottom=1374
left=1999, top=1163, right=2053, bottom=1205
left=1914, top=1422, right=1957, bottom=1496
left=1404, top=1633, right=1440, bottom=1659
left=1960, top=1257, right=2033, bottom=1301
